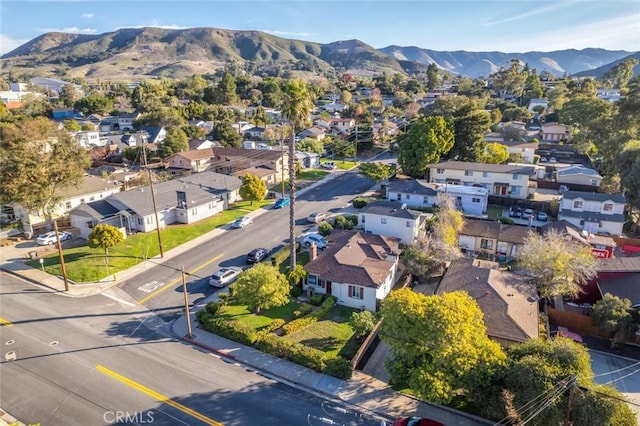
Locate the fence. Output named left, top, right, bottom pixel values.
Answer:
left=548, top=308, right=609, bottom=338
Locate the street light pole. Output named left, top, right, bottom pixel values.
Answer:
left=181, top=265, right=193, bottom=338
left=53, top=220, right=69, bottom=292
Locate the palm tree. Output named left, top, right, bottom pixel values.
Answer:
left=280, top=80, right=313, bottom=270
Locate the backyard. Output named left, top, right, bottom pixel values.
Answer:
left=27, top=199, right=273, bottom=282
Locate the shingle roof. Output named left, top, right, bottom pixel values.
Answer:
left=173, top=148, right=214, bottom=161
left=461, top=219, right=501, bottom=239
left=597, top=274, right=640, bottom=305
left=212, top=147, right=283, bottom=161
left=61, top=175, right=121, bottom=199
left=437, top=258, right=539, bottom=343
left=429, top=161, right=535, bottom=175
left=562, top=190, right=626, bottom=203
left=70, top=199, right=120, bottom=219
left=304, top=230, right=401, bottom=288
left=556, top=165, right=602, bottom=177
left=360, top=201, right=420, bottom=220
left=386, top=179, right=438, bottom=196
left=559, top=209, right=625, bottom=224
left=596, top=257, right=640, bottom=273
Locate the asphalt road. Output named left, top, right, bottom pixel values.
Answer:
left=0, top=272, right=382, bottom=426
left=118, top=169, right=376, bottom=320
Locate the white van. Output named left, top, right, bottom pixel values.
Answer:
left=321, top=161, right=336, bottom=170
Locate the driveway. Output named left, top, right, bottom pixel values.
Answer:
left=590, top=350, right=640, bottom=423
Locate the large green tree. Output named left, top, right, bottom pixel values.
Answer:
left=483, top=142, right=510, bottom=164
left=239, top=173, right=267, bottom=205
left=592, top=293, right=637, bottom=347
left=87, top=224, right=124, bottom=255
left=159, top=127, right=188, bottom=158
left=280, top=79, right=313, bottom=270
left=358, top=162, right=393, bottom=183
left=0, top=118, right=90, bottom=223
left=296, top=137, right=324, bottom=154
left=74, top=94, right=113, bottom=115
left=234, top=263, right=289, bottom=313
left=603, top=58, right=639, bottom=91
left=397, top=115, right=454, bottom=177
left=380, top=289, right=506, bottom=404
left=518, top=229, right=598, bottom=299
left=211, top=121, right=242, bottom=148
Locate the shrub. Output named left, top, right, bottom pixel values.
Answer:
left=349, top=310, right=376, bottom=338
left=293, top=310, right=302, bottom=319
left=324, top=357, right=353, bottom=379
left=498, top=217, right=514, bottom=225
left=352, top=197, right=368, bottom=208
left=282, top=316, right=317, bottom=335
left=312, top=295, right=337, bottom=319
left=318, top=222, right=333, bottom=236
left=290, top=284, right=302, bottom=298
left=218, top=293, right=230, bottom=305
left=195, top=310, right=211, bottom=326
left=207, top=318, right=257, bottom=345
left=309, top=293, right=324, bottom=306
left=256, top=333, right=292, bottom=357
left=288, top=343, right=326, bottom=371
left=299, top=303, right=313, bottom=316
left=228, top=285, right=237, bottom=297
left=205, top=302, right=221, bottom=315
left=266, top=319, right=285, bottom=332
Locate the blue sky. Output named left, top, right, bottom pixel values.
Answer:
left=1, top=0, right=639, bottom=55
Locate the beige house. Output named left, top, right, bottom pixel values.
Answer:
left=428, top=161, right=535, bottom=200
left=540, top=122, right=571, bottom=142
left=166, top=149, right=214, bottom=172
left=458, top=218, right=531, bottom=260
left=209, top=147, right=289, bottom=183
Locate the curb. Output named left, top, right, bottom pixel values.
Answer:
left=181, top=335, right=237, bottom=361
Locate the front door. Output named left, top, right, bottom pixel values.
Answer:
left=326, top=281, right=332, bottom=295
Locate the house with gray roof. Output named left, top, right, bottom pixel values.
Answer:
left=436, top=257, right=539, bottom=347
left=69, top=171, right=241, bottom=235
left=304, top=230, right=401, bottom=312
left=459, top=219, right=531, bottom=261
left=554, top=164, right=602, bottom=187
left=428, top=161, right=535, bottom=200
left=358, top=201, right=428, bottom=244
left=558, top=190, right=626, bottom=236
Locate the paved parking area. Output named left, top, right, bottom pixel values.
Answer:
left=500, top=207, right=549, bottom=228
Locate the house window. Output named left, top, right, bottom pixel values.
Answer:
left=573, top=200, right=583, bottom=209
left=482, top=172, right=489, bottom=178
left=436, top=168, right=444, bottom=174
left=511, top=186, right=521, bottom=196
left=137, top=217, right=143, bottom=225
left=580, top=220, right=585, bottom=225
left=406, top=221, right=412, bottom=228
left=191, top=208, right=197, bottom=215
left=381, top=218, right=387, bottom=224
left=404, top=194, right=410, bottom=200
left=90, top=196, right=95, bottom=201
left=480, top=239, right=493, bottom=250
left=306, top=274, right=318, bottom=287
left=603, top=203, right=613, bottom=212
left=465, top=170, right=473, bottom=176
left=591, top=179, right=598, bottom=186
left=396, top=193, right=401, bottom=201
left=512, top=174, right=519, bottom=180
left=80, top=198, right=85, bottom=204
left=348, top=285, right=363, bottom=300
left=472, top=197, right=480, bottom=203
left=146, top=216, right=153, bottom=225
left=65, top=201, right=72, bottom=209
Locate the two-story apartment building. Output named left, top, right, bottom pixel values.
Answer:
left=554, top=165, right=602, bottom=187
left=359, top=201, right=426, bottom=245
left=209, top=147, right=289, bottom=183
left=386, top=178, right=489, bottom=216
left=167, top=149, right=214, bottom=172
left=458, top=219, right=531, bottom=260
left=428, top=161, right=535, bottom=200
left=117, top=112, right=141, bottom=132
left=558, top=190, right=626, bottom=236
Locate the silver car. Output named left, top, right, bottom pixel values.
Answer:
left=36, top=231, right=73, bottom=246
left=209, top=267, right=243, bottom=287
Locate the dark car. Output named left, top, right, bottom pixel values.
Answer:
left=509, top=206, right=522, bottom=218
left=392, top=417, right=445, bottom=426
left=246, top=248, right=269, bottom=263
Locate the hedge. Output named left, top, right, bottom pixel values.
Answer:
left=205, top=317, right=258, bottom=346
left=324, top=357, right=353, bottom=379
left=309, top=294, right=324, bottom=306
left=256, top=334, right=326, bottom=372
left=312, top=295, right=337, bottom=319
left=270, top=242, right=300, bottom=268
left=282, top=316, right=317, bottom=335
left=352, top=198, right=368, bottom=208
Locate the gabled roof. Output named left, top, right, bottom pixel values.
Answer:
left=171, top=148, right=214, bottom=161
left=70, top=199, right=120, bottom=219
left=387, top=179, right=438, bottom=196
left=360, top=201, right=420, bottom=220
left=597, top=274, right=640, bottom=305
left=562, top=190, right=626, bottom=203
left=233, top=166, right=277, bottom=178
left=437, top=258, right=539, bottom=343
left=61, top=175, right=121, bottom=199
left=430, top=161, right=535, bottom=175
left=556, top=165, right=602, bottom=178
left=304, top=230, right=401, bottom=288
left=212, top=147, right=283, bottom=161
left=596, top=256, right=640, bottom=273
left=461, top=219, right=501, bottom=239
left=559, top=209, right=625, bottom=224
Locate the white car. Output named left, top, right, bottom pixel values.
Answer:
left=320, top=161, right=336, bottom=170
left=209, top=267, right=243, bottom=287
left=232, top=216, right=253, bottom=228
left=36, top=231, right=73, bottom=246
left=302, top=233, right=328, bottom=249
left=307, top=212, right=326, bottom=224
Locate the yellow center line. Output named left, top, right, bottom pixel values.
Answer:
left=137, top=253, right=224, bottom=305
left=96, top=365, right=223, bottom=426
left=0, top=317, right=13, bottom=327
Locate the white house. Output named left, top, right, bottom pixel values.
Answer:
left=558, top=190, right=626, bottom=236
left=10, top=175, right=123, bottom=231
left=428, top=161, right=535, bottom=200
left=304, top=230, right=401, bottom=312
left=359, top=201, right=426, bottom=245
left=554, top=165, right=602, bottom=187
left=117, top=112, right=140, bottom=131
left=73, top=130, right=102, bottom=148
left=597, top=89, right=621, bottom=103
left=386, top=178, right=489, bottom=216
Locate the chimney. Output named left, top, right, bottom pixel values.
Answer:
left=310, top=242, right=318, bottom=260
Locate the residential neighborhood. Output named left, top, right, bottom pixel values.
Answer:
left=1, top=35, right=640, bottom=426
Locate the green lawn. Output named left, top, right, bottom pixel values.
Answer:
left=218, top=301, right=302, bottom=331
left=26, top=200, right=272, bottom=282
left=269, top=170, right=328, bottom=193
left=285, top=318, right=357, bottom=358
left=335, top=160, right=358, bottom=170
left=486, top=205, right=505, bottom=220
left=297, top=170, right=329, bottom=180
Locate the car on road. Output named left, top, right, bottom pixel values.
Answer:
left=320, top=161, right=336, bottom=170
left=523, top=208, right=535, bottom=219
left=246, top=248, right=269, bottom=263
left=209, top=267, right=243, bottom=287
left=273, top=197, right=290, bottom=209
left=509, top=207, right=522, bottom=218
left=302, top=233, right=328, bottom=250
left=36, top=231, right=73, bottom=246
left=307, top=212, right=326, bottom=224
left=537, top=211, right=548, bottom=221
left=392, top=417, right=445, bottom=426
left=232, top=216, right=253, bottom=228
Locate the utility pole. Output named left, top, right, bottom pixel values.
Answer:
left=181, top=265, right=193, bottom=338
left=353, top=123, right=358, bottom=162
left=53, top=220, right=69, bottom=292
left=141, top=134, right=164, bottom=258
left=280, top=134, right=285, bottom=199
left=563, top=374, right=577, bottom=426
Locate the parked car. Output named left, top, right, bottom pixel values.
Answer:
left=232, top=216, right=253, bottom=228
left=509, top=207, right=522, bottom=218
left=209, top=267, right=243, bottom=287
left=320, top=161, right=336, bottom=170
left=273, top=197, right=290, bottom=209
left=302, top=233, right=328, bottom=250
left=36, top=231, right=73, bottom=246
left=537, top=211, right=548, bottom=221
left=523, top=208, right=534, bottom=219
left=307, top=212, right=326, bottom=224
left=246, top=248, right=269, bottom=263
left=392, top=417, right=445, bottom=426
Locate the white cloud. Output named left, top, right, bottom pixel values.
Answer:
left=82, top=13, right=94, bottom=19
left=128, top=19, right=189, bottom=30
left=260, top=30, right=314, bottom=38
left=0, top=34, right=29, bottom=55
left=40, top=26, right=98, bottom=34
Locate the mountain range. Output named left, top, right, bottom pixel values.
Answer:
left=1, top=27, right=638, bottom=81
